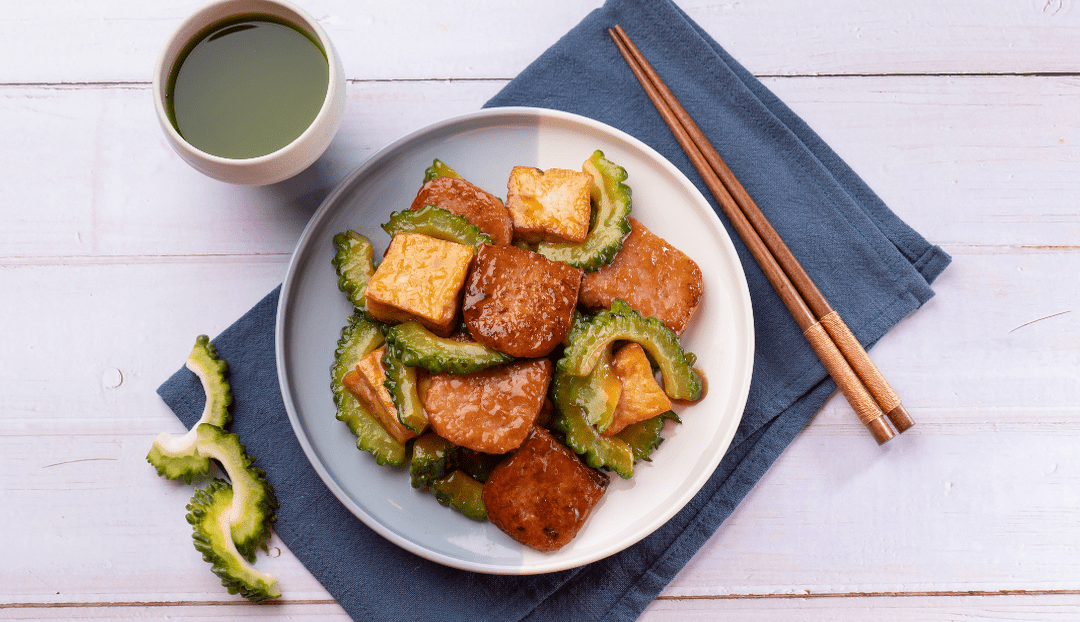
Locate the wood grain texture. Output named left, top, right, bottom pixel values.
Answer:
left=2, top=0, right=1078, bottom=619
left=3, top=1, right=1080, bottom=83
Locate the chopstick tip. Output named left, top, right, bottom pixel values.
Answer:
left=866, top=416, right=896, bottom=445
left=886, top=404, right=916, bottom=433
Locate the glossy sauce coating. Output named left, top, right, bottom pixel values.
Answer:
left=580, top=217, right=703, bottom=336
left=463, top=244, right=583, bottom=358
left=422, top=358, right=553, bottom=454
left=602, top=342, right=673, bottom=437
left=343, top=354, right=418, bottom=445
left=505, top=166, right=593, bottom=244
left=411, top=176, right=513, bottom=246
left=364, top=232, right=474, bottom=336
left=482, top=427, right=609, bottom=552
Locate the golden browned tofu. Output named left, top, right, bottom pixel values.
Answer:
left=410, top=176, right=513, bottom=246
left=505, top=166, right=592, bottom=244
left=344, top=348, right=419, bottom=445
left=422, top=358, right=552, bottom=454
left=579, top=218, right=703, bottom=335
left=482, top=427, right=609, bottom=552
left=463, top=244, right=583, bottom=358
left=364, top=232, right=474, bottom=336
left=602, top=343, right=673, bottom=437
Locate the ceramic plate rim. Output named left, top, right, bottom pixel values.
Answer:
left=276, top=106, right=754, bottom=574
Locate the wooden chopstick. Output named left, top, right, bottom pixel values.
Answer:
left=609, top=25, right=908, bottom=444
left=607, top=26, right=914, bottom=435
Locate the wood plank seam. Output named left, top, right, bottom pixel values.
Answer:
left=657, top=589, right=1080, bottom=600
left=0, top=599, right=338, bottom=609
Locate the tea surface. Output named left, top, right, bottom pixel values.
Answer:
left=167, top=17, right=329, bottom=159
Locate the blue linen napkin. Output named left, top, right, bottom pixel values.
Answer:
left=158, top=0, right=950, bottom=619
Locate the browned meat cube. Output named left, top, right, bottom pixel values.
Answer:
left=422, top=358, right=552, bottom=454
left=482, top=427, right=609, bottom=552
left=463, top=244, right=583, bottom=358
left=579, top=218, right=703, bottom=336
left=410, top=176, right=513, bottom=246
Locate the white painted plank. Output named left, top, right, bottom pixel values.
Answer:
left=642, top=593, right=1080, bottom=621
left=0, top=601, right=348, bottom=621
left=4, top=1, right=1080, bottom=84
left=0, top=0, right=601, bottom=84
left=0, top=81, right=502, bottom=260
left=762, top=75, right=1080, bottom=250
left=0, top=245, right=1077, bottom=606
left=3, top=76, right=1080, bottom=261
left=3, top=0, right=1079, bottom=618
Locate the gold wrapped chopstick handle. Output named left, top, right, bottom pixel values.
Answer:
left=819, top=312, right=914, bottom=432
left=804, top=322, right=893, bottom=444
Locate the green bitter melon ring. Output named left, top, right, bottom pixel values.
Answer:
left=146, top=335, right=232, bottom=484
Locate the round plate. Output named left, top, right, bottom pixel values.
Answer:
left=276, top=107, right=754, bottom=574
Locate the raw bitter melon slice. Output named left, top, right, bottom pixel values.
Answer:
left=186, top=479, right=281, bottom=602
left=147, top=335, right=232, bottom=484
left=194, top=423, right=278, bottom=562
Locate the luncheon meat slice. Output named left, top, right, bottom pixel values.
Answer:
left=579, top=218, right=703, bottom=336
left=422, top=358, right=552, bottom=454
left=463, top=244, right=583, bottom=358
left=411, top=176, right=513, bottom=246
left=482, top=427, right=609, bottom=552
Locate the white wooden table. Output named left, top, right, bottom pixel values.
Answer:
left=4, top=1, right=1079, bottom=619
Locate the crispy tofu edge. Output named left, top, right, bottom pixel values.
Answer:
left=364, top=232, right=474, bottom=336
left=505, top=166, right=592, bottom=244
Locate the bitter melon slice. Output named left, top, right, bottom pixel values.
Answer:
left=382, top=204, right=491, bottom=248
left=147, top=335, right=232, bottom=484
left=331, top=313, right=408, bottom=467
left=385, top=320, right=512, bottom=375
left=186, top=479, right=281, bottom=602
left=423, top=158, right=463, bottom=183
left=331, top=230, right=376, bottom=313
left=532, top=150, right=632, bottom=271
left=558, top=300, right=702, bottom=401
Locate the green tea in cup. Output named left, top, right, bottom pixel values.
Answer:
left=164, top=15, right=330, bottom=160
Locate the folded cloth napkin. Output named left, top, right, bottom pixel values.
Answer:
left=158, top=0, right=951, bottom=619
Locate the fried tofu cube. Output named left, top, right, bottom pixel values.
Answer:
left=343, top=347, right=419, bottom=445
left=463, top=244, right=583, bottom=358
left=505, top=166, right=592, bottom=244
left=602, top=343, right=673, bottom=437
left=579, top=218, right=703, bottom=335
left=364, top=232, right=474, bottom=336
left=422, top=358, right=552, bottom=454
left=482, top=427, right=609, bottom=552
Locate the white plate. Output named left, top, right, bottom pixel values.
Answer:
left=276, top=107, right=754, bottom=574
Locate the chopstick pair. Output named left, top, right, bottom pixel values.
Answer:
left=608, top=25, right=913, bottom=444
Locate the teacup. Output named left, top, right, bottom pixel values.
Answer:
left=153, top=0, right=345, bottom=185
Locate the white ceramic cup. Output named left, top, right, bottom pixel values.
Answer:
left=153, top=0, right=346, bottom=185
